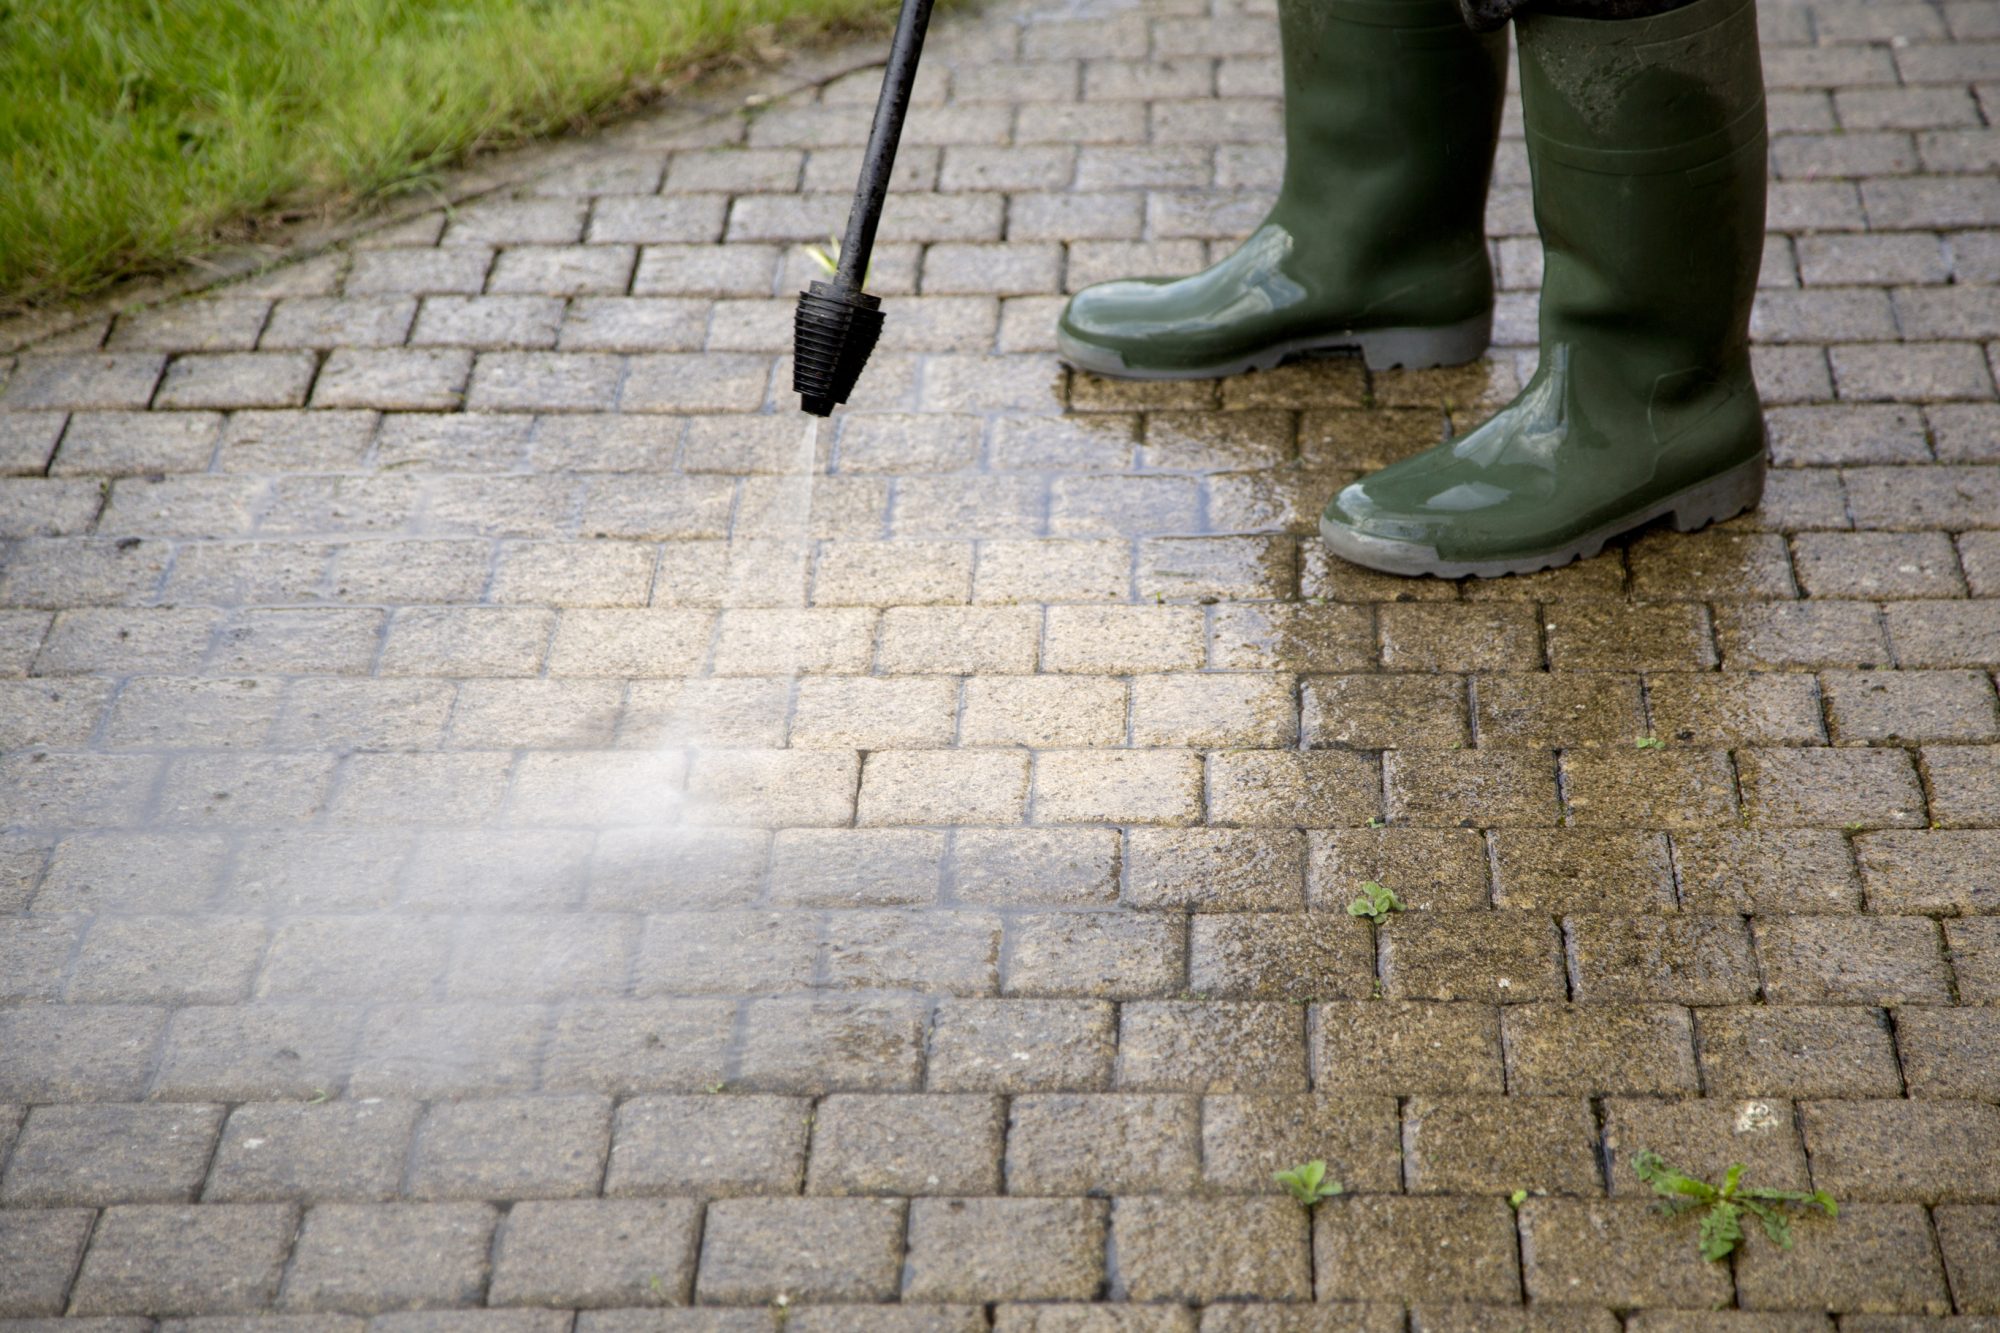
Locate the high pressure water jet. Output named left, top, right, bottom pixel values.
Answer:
left=792, top=0, right=935, bottom=416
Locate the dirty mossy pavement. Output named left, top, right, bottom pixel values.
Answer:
left=2, top=0, right=1999, bottom=1326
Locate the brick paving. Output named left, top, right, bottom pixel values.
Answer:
left=2, top=0, right=1999, bottom=1323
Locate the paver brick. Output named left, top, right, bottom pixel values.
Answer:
left=1111, top=1198, right=1310, bottom=1302
left=2, top=1104, right=224, bottom=1206
left=1316, top=1197, right=1519, bottom=1304
left=1005, top=1093, right=1198, bottom=1195
left=1195, top=1094, right=1399, bottom=1198
left=1004, top=911, right=1185, bottom=997
left=1380, top=913, right=1565, bottom=1003
left=1407, top=1093, right=1601, bottom=1197
left=0, top=1209, right=94, bottom=1316
left=204, top=1101, right=420, bottom=1203
left=1736, top=1203, right=1952, bottom=1315
left=1800, top=1099, right=2000, bottom=1203
left=1935, top=1204, right=2000, bottom=1315
left=1696, top=1005, right=1904, bottom=1098
left=72, top=1204, right=298, bottom=1316
left=1116, top=1001, right=1307, bottom=1092
left=927, top=998, right=1115, bottom=1093
left=1312, top=1001, right=1505, bottom=1094
left=488, top=1199, right=702, bottom=1308
left=695, top=1198, right=905, bottom=1304
left=1502, top=1005, right=1700, bottom=1096
left=807, top=1094, right=1003, bottom=1196
left=280, top=1203, right=496, bottom=1313
left=902, top=1198, right=1106, bottom=1302
left=1518, top=1199, right=1732, bottom=1309
left=1601, top=1096, right=1811, bottom=1198
left=1755, top=916, right=1953, bottom=1004
left=406, top=1096, right=611, bottom=1200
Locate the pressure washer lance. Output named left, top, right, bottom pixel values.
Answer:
left=792, top=0, right=936, bottom=416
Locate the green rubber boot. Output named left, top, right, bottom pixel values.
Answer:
left=1319, top=0, right=1769, bottom=578
left=1056, top=0, right=1508, bottom=379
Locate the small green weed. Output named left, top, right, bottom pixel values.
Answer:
left=1346, top=880, right=1403, bottom=926
left=1636, top=736, right=1666, bottom=750
left=1508, top=1188, right=1528, bottom=1210
left=1366, top=816, right=1386, bottom=829
left=1274, top=1159, right=1343, bottom=1207
left=804, top=233, right=871, bottom=285
left=1633, top=1151, right=1837, bottom=1262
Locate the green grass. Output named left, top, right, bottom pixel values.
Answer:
left=0, top=0, right=903, bottom=310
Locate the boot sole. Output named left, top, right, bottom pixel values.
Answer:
left=1057, top=311, right=1492, bottom=380
left=1319, top=451, right=1767, bottom=580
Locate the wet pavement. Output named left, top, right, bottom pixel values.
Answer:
left=3, top=0, right=2000, bottom=1325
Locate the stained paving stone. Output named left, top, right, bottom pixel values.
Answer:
left=488, top=1199, right=702, bottom=1308
left=1111, top=1197, right=1310, bottom=1302
left=806, top=1094, right=1003, bottom=1196
left=1856, top=828, right=2000, bottom=913
left=1, top=1105, right=225, bottom=1206
left=1199, top=1094, right=1400, bottom=1195
left=1380, top=913, right=1566, bottom=1003
left=73, top=1205, right=299, bottom=1316
left=1564, top=914, right=1761, bottom=1004
left=694, top=1201, right=903, bottom=1305
left=1402, top=1096, right=1601, bottom=1197
left=1734, top=1203, right=1953, bottom=1316
left=1643, top=672, right=1827, bottom=748
left=1800, top=1099, right=2000, bottom=1202
left=1501, top=1005, right=1701, bottom=1096
left=1942, top=915, right=2000, bottom=1001
left=1005, top=1093, right=1199, bottom=1195
left=1934, top=1204, right=2000, bottom=1315
left=903, top=1197, right=1107, bottom=1303
left=279, top=1204, right=497, bottom=1313
left=1115, top=1001, right=1308, bottom=1092
left=0, top=1209, right=95, bottom=1316
left=204, top=1101, right=420, bottom=1203
left=1491, top=830, right=1675, bottom=913
left=1125, top=828, right=1306, bottom=910
left=1311, top=1002, right=1506, bottom=1095
left=1562, top=749, right=1739, bottom=828
left=1315, top=1197, right=1519, bottom=1304
left=1696, top=1005, right=1904, bottom=1098
left=604, top=1095, right=809, bottom=1197
left=3, top=0, right=1999, bottom=1321
left=1737, top=746, right=1929, bottom=828
left=1672, top=829, right=1864, bottom=914
left=406, top=1097, right=611, bottom=1200
left=1307, top=827, right=1489, bottom=912
left=1517, top=1199, right=1732, bottom=1309
left=1188, top=912, right=1373, bottom=1001
left=1601, top=1096, right=1812, bottom=1197
left=1755, top=916, right=1954, bottom=1004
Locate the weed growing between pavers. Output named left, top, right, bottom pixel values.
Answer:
left=1346, top=879, right=1404, bottom=926
left=1634, top=1150, right=1839, bottom=1262
left=1274, top=1159, right=1344, bottom=1207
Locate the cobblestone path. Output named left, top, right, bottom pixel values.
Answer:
left=3, top=0, right=2000, bottom=1324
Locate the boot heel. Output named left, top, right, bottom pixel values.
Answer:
left=1668, top=454, right=1766, bottom=533
left=1355, top=312, right=1493, bottom=372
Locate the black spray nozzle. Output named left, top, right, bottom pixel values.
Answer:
left=791, top=0, right=935, bottom=416
left=794, top=280, right=883, bottom=417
